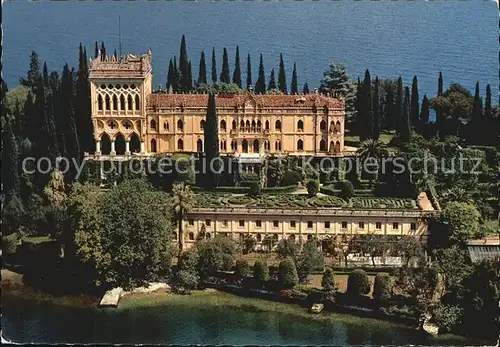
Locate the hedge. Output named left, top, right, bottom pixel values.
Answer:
left=3, top=233, right=19, bottom=255
left=320, top=185, right=340, bottom=196
left=261, top=185, right=297, bottom=193
left=214, top=186, right=250, bottom=193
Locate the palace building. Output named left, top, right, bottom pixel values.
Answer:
left=88, top=50, right=345, bottom=158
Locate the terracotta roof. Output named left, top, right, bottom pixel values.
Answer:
left=147, top=93, right=344, bottom=109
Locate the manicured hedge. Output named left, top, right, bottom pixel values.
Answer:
left=261, top=185, right=297, bottom=193
left=3, top=233, right=19, bottom=255
left=214, top=186, right=250, bottom=193
left=320, top=185, right=341, bottom=196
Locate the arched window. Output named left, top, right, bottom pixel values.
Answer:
left=105, top=95, right=111, bottom=110
left=177, top=138, right=184, bottom=150
left=240, top=120, right=245, bottom=129
left=98, top=95, right=103, bottom=110
left=275, top=140, right=281, bottom=151
left=220, top=120, right=227, bottom=132
left=112, top=95, right=118, bottom=110
left=251, top=120, right=256, bottom=128
left=245, top=120, right=250, bottom=128
left=257, top=120, right=262, bottom=129
left=232, top=120, right=237, bottom=130
left=297, top=139, right=304, bottom=151
left=336, top=121, right=341, bottom=133
left=200, top=119, right=205, bottom=131
left=320, top=120, right=326, bottom=131
left=150, top=119, right=157, bottom=131
left=128, top=95, right=133, bottom=110
left=120, top=95, right=125, bottom=110
left=151, top=138, right=157, bottom=153
left=188, top=232, right=195, bottom=241
left=265, top=120, right=270, bottom=130
left=220, top=141, right=227, bottom=151
left=330, top=121, right=335, bottom=132
left=335, top=141, right=341, bottom=153
left=197, top=139, right=203, bottom=152
left=177, top=119, right=184, bottom=131
left=275, top=120, right=281, bottom=131
left=253, top=139, right=260, bottom=153
left=297, top=120, right=304, bottom=131
left=329, top=141, right=335, bottom=153
left=164, top=122, right=169, bottom=131
left=231, top=140, right=237, bottom=151
left=135, top=95, right=140, bottom=110
left=319, top=139, right=326, bottom=151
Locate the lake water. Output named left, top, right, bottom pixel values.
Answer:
left=2, top=292, right=449, bottom=345
left=3, top=0, right=498, bottom=102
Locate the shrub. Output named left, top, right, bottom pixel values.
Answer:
left=347, top=269, right=370, bottom=297
left=278, top=257, right=299, bottom=289
left=3, top=233, right=19, bottom=255
left=281, top=171, right=302, bottom=187
left=235, top=259, right=250, bottom=278
left=177, top=269, right=199, bottom=290
left=306, top=180, right=319, bottom=197
left=214, top=186, right=249, bottom=194
left=248, top=182, right=261, bottom=197
left=339, top=180, right=355, bottom=199
left=321, top=267, right=336, bottom=293
left=253, top=260, right=270, bottom=283
left=261, top=185, right=297, bottom=194
left=434, top=305, right=462, bottom=333
left=373, top=273, right=392, bottom=304
left=222, top=254, right=234, bottom=271
left=319, top=185, right=340, bottom=196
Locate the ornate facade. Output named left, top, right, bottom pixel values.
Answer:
left=88, top=51, right=345, bottom=157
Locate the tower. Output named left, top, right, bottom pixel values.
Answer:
left=88, top=49, right=153, bottom=157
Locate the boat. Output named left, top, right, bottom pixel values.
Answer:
left=310, top=303, right=324, bottom=313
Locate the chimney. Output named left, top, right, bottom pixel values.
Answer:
left=248, top=84, right=254, bottom=93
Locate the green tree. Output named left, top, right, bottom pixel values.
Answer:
left=2, top=121, right=20, bottom=199
left=196, top=235, right=237, bottom=280
left=290, top=62, right=298, bottom=95
left=339, top=179, right=354, bottom=199
left=177, top=250, right=199, bottom=290
left=296, top=240, right=324, bottom=283
left=267, top=69, right=277, bottom=91
left=356, top=139, right=387, bottom=188
left=203, top=93, right=220, bottom=189
left=372, top=76, right=381, bottom=140
left=347, top=269, right=370, bottom=296
left=3, top=193, right=24, bottom=236
left=421, top=95, right=430, bottom=125
left=232, top=46, right=242, bottom=88
left=395, top=76, right=404, bottom=135
left=20, top=51, right=41, bottom=90
left=436, top=71, right=444, bottom=139
left=302, top=82, right=309, bottom=94
left=167, top=58, right=174, bottom=91
left=253, top=260, right=270, bottom=285
left=441, top=201, right=481, bottom=245
left=172, top=182, right=195, bottom=254
left=306, top=179, right=319, bottom=197
left=75, top=43, right=93, bottom=154
left=43, top=170, right=67, bottom=240
left=373, top=273, right=392, bottom=304
left=321, top=62, right=356, bottom=122
left=411, top=76, right=419, bottom=128
left=246, top=53, right=252, bottom=91
left=358, top=70, right=373, bottom=141
left=211, top=47, right=217, bottom=84
left=432, top=83, right=473, bottom=138
left=178, top=35, right=190, bottom=91
left=235, top=259, right=250, bottom=279
left=359, top=233, right=388, bottom=267
left=401, top=86, right=411, bottom=142
left=432, top=247, right=472, bottom=296
left=60, top=64, right=81, bottom=164
left=321, top=267, right=336, bottom=293
left=249, top=181, right=261, bottom=197
left=255, top=54, right=266, bottom=94
left=484, top=84, right=491, bottom=117
left=197, top=51, right=207, bottom=85
left=434, top=305, right=462, bottom=334
left=277, top=53, right=287, bottom=94
left=220, top=47, right=230, bottom=84
left=471, top=81, right=482, bottom=142
left=100, top=42, right=106, bottom=61
left=278, top=257, right=299, bottom=289
left=241, top=234, right=257, bottom=255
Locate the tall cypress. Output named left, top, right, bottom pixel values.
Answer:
left=220, top=47, right=230, bottom=84
left=472, top=81, right=482, bottom=121
left=42, top=62, right=49, bottom=88
left=211, top=47, right=217, bottom=84
left=395, top=76, right=404, bottom=134
left=167, top=58, right=174, bottom=91
left=198, top=51, right=207, bottom=85
left=401, top=87, right=411, bottom=142
left=179, top=35, right=190, bottom=91
left=187, top=60, right=193, bottom=90
left=267, top=69, right=277, bottom=91
left=172, top=56, right=179, bottom=92
left=410, top=76, right=419, bottom=128
left=204, top=93, right=219, bottom=189
left=2, top=120, right=20, bottom=198
left=21, top=51, right=41, bottom=90
left=372, top=77, right=381, bottom=140
left=277, top=53, right=287, bottom=94
left=61, top=64, right=80, bottom=161
left=302, top=82, right=309, bottom=95
left=290, top=62, right=298, bottom=95
left=94, top=41, right=99, bottom=59
left=421, top=95, right=430, bottom=125
left=75, top=43, right=93, bottom=153
left=246, top=53, right=252, bottom=91
left=359, top=69, right=372, bottom=141
left=485, top=84, right=492, bottom=117
left=255, top=54, right=266, bottom=94
left=232, top=46, right=242, bottom=88
left=100, top=42, right=106, bottom=61
left=385, top=84, right=395, bottom=130
left=436, top=72, right=444, bottom=139
left=50, top=70, right=66, bottom=157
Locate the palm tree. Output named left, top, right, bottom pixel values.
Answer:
left=171, top=182, right=195, bottom=257
left=356, top=139, right=388, bottom=188
left=441, top=187, right=473, bottom=205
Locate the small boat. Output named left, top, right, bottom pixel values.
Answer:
left=310, top=303, right=324, bottom=313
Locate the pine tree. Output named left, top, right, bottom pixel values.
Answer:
left=203, top=93, right=220, bottom=189
left=277, top=53, right=287, bottom=94
left=302, top=82, right=309, bottom=94
left=372, top=77, right=381, bottom=140
left=232, top=46, right=242, bottom=88
left=255, top=54, right=266, bottom=94
left=402, top=87, right=411, bottom=142
left=290, top=62, right=298, bottom=95
left=267, top=69, right=277, bottom=91
left=485, top=84, right=492, bottom=117
left=21, top=51, right=41, bottom=90
left=220, top=47, right=230, bottom=83
left=211, top=47, right=217, bottom=84
left=167, top=58, right=174, bottom=91
left=179, top=35, right=190, bottom=91
left=75, top=43, right=93, bottom=153
left=2, top=120, right=20, bottom=199
left=198, top=51, right=207, bottom=85
left=410, top=76, right=419, bottom=128
left=395, top=76, right=404, bottom=134
left=246, top=53, right=252, bottom=91
left=100, top=42, right=106, bottom=61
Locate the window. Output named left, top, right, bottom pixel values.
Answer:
left=188, top=232, right=195, bottom=241
left=222, top=220, right=228, bottom=227
left=220, top=120, right=226, bottom=132
left=297, top=119, right=304, bottom=131
left=98, top=95, right=103, bottom=110
left=105, top=95, right=111, bottom=110
left=265, top=120, right=270, bottom=130
left=341, top=221, right=348, bottom=229
left=177, top=119, right=183, bottom=131
left=188, top=219, right=194, bottom=226
left=290, top=221, right=296, bottom=228
left=177, top=138, right=184, bottom=150
left=275, top=141, right=281, bottom=151
left=135, top=95, right=140, bottom=110
left=206, top=220, right=211, bottom=226
left=320, top=120, right=326, bottom=131
left=150, top=139, right=157, bottom=153
left=256, top=220, right=262, bottom=228
left=164, top=122, right=169, bottom=131
left=410, top=223, right=416, bottom=231
left=376, top=222, right=382, bottom=229
left=128, top=95, right=133, bottom=110
left=359, top=222, right=365, bottom=229
left=200, top=119, right=205, bottom=131
left=324, top=221, right=330, bottom=229
left=120, top=95, right=125, bottom=110
left=150, top=119, right=157, bottom=131
left=319, top=140, right=326, bottom=151
left=232, top=120, right=237, bottom=130
left=393, top=222, right=399, bottom=230
left=239, top=220, right=245, bottom=227
left=297, top=139, right=304, bottom=151
left=307, top=221, right=313, bottom=229
left=112, top=95, right=118, bottom=110
left=275, top=120, right=281, bottom=131
left=172, top=232, right=178, bottom=240
left=273, top=220, right=279, bottom=228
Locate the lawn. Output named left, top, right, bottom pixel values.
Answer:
left=344, top=132, right=395, bottom=147
left=21, top=235, right=53, bottom=244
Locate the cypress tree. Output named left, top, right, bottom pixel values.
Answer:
left=372, top=77, right=381, bottom=140
left=385, top=84, right=395, bottom=130
left=173, top=56, right=179, bottom=92
left=485, top=84, right=492, bottom=117
left=179, top=35, right=190, bottom=91
left=61, top=64, right=80, bottom=161
left=290, top=62, right=298, bottom=95
left=42, top=62, right=49, bottom=88
left=232, top=46, right=242, bottom=88
left=2, top=120, right=20, bottom=199
left=402, top=87, right=411, bottom=142
left=246, top=53, right=252, bottom=91
left=220, top=47, right=230, bottom=84
left=436, top=72, right=444, bottom=139
left=203, top=93, right=220, bottom=189
left=277, top=53, right=287, bottom=94
left=211, top=47, right=217, bottom=84
left=50, top=70, right=66, bottom=157
left=21, top=51, right=41, bottom=90
left=167, top=58, right=174, bottom=91
left=395, top=76, right=404, bottom=134
left=100, top=42, right=106, bottom=61
left=302, top=82, right=309, bottom=94
left=255, top=54, right=266, bottom=94
left=75, top=43, right=93, bottom=153
left=410, top=76, right=419, bottom=128
left=472, top=81, right=482, bottom=121
left=94, top=41, right=99, bottom=59
left=267, top=69, right=277, bottom=91
left=187, top=60, right=193, bottom=90
left=358, top=69, right=372, bottom=141
left=198, top=51, right=207, bottom=85
left=421, top=95, right=430, bottom=125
